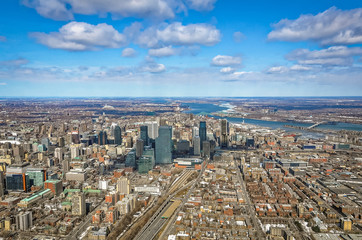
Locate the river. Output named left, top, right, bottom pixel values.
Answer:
left=183, top=102, right=362, bottom=132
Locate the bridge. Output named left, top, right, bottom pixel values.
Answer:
left=307, top=121, right=326, bottom=129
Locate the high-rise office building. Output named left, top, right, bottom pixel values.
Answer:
left=199, top=121, right=207, bottom=150
left=140, top=125, right=149, bottom=146
left=70, top=145, right=80, bottom=159
left=136, top=139, right=144, bottom=158
left=98, top=131, right=107, bottom=145
left=202, top=141, right=211, bottom=158
left=125, top=151, right=136, bottom=168
left=26, top=168, right=46, bottom=187
left=71, top=131, right=80, bottom=144
left=114, top=126, right=122, bottom=145
left=6, top=164, right=30, bottom=192
left=72, top=192, right=86, bottom=216
left=155, top=126, right=172, bottom=164
left=193, top=136, right=201, bottom=155
left=192, top=127, right=199, bottom=138
left=220, top=119, right=229, bottom=148
left=116, top=177, right=129, bottom=195
left=145, top=121, right=158, bottom=139
left=16, top=211, right=33, bottom=231
left=54, top=148, right=63, bottom=161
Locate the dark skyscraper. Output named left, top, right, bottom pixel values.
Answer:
left=98, top=131, right=107, bottom=145
left=114, top=126, right=122, bottom=145
left=140, top=125, right=149, bottom=146
left=220, top=119, right=229, bottom=148
left=199, top=121, right=206, bottom=150
left=155, top=126, right=172, bottom=164
left=136, top=139, right=144, bottom=158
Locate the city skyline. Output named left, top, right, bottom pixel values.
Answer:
left=0, top=0, right=362, bottom=97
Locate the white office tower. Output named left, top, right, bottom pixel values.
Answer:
left=54, top=148, right=63, bottom=161
left=192, top=127, right=199, bottom=138
left=16, top=211, right=33, bottom=230
left=145, top=121, right=159, bottom=139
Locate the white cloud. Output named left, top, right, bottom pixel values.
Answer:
left=185, top=0, right=217, bottom=11
left=267, top=66, right=288, bottom=74
left=268, top=7, right=362, bottom=45
left=290, top=65, right=311, bottom=71
left=142, top=63, right=166, bottom=73
left=22, top=0, right=183, bottom=21
left=211, top=55, right=241, bottom=66
left=148, top=46, right=177, bottom=57
left=0, top=83, right=7, bottom=85
left=122, top=48, right=137, bottom=57
left=31, top=22, right=127, bottom=51
left=233, top=31, right=245, bottom=43
left=136, top=22, right=220, bottom=48
left=22, top=0, right=74, bottom=21
left=220, top=67, right=235, bottom=73
left=286, top=46, right=362, bottom=66
left=0, top=36, right=7, bottom=42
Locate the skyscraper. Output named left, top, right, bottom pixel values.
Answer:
left=114, top=126, right=122, bottom=145
left=136, top=139, right=144, bottom=158
left=145, top=121, right=158, bottom=139
left=220, top=119, right=229, bottom=148
left=193, top=136, right=200, bottom=156
left=199, top=121, right=207, bottom=150
left=16, top=211, right=32, bottom=231
left=155, top=126, right=172, bottom=164
left=140, top=125, right=149, bottom=146
left=98, top=131, right=107, bottom=145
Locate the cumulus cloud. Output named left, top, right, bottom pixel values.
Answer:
left=233, top=31, right=245, bottom=43
left=136, top=22, right=221, bottom=48
left=148, top=46, right=177, bottom=57
left=142, top=62, right=166, bottom=73
left=22, top=0, right=74, bottom=21
left=268, top=7, right=362, bottom=45
left=211, top=55, right=242, bottom=66
left=122, top=48, right=137, bottom=57
left=22, top=0, right=183, bottom=21
left=267, top=66, right=289, bottom=74
left=0, top=36, right=7, bottom=42
left=220, top=67, right=235, bottom=73
left=31, top=22, right=127, bottom=51
left=185, top=0, right=217, bottom=11
left=286, top=46, right=362, bottom=66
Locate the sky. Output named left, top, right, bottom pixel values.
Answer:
left=0, top=0, right=361, bottom=97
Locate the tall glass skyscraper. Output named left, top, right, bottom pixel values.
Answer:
left=114, top=126, right=122, bottom=145
left=140, top=125, right=149, bottom=146
left=199, top=121, right=206, bottom=150
left=155, top=126, right=172, bottom=164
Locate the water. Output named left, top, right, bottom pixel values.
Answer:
left=183, top=102, right=362, bottom=132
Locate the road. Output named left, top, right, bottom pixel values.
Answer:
left=159, top=159, right=209, bottom=240
left=234, top=158, right=266, bottom=239
left=67, top=200, right=105, bottom=240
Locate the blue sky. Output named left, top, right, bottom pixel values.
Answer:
left=0, top=0, right=361, bottom=97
